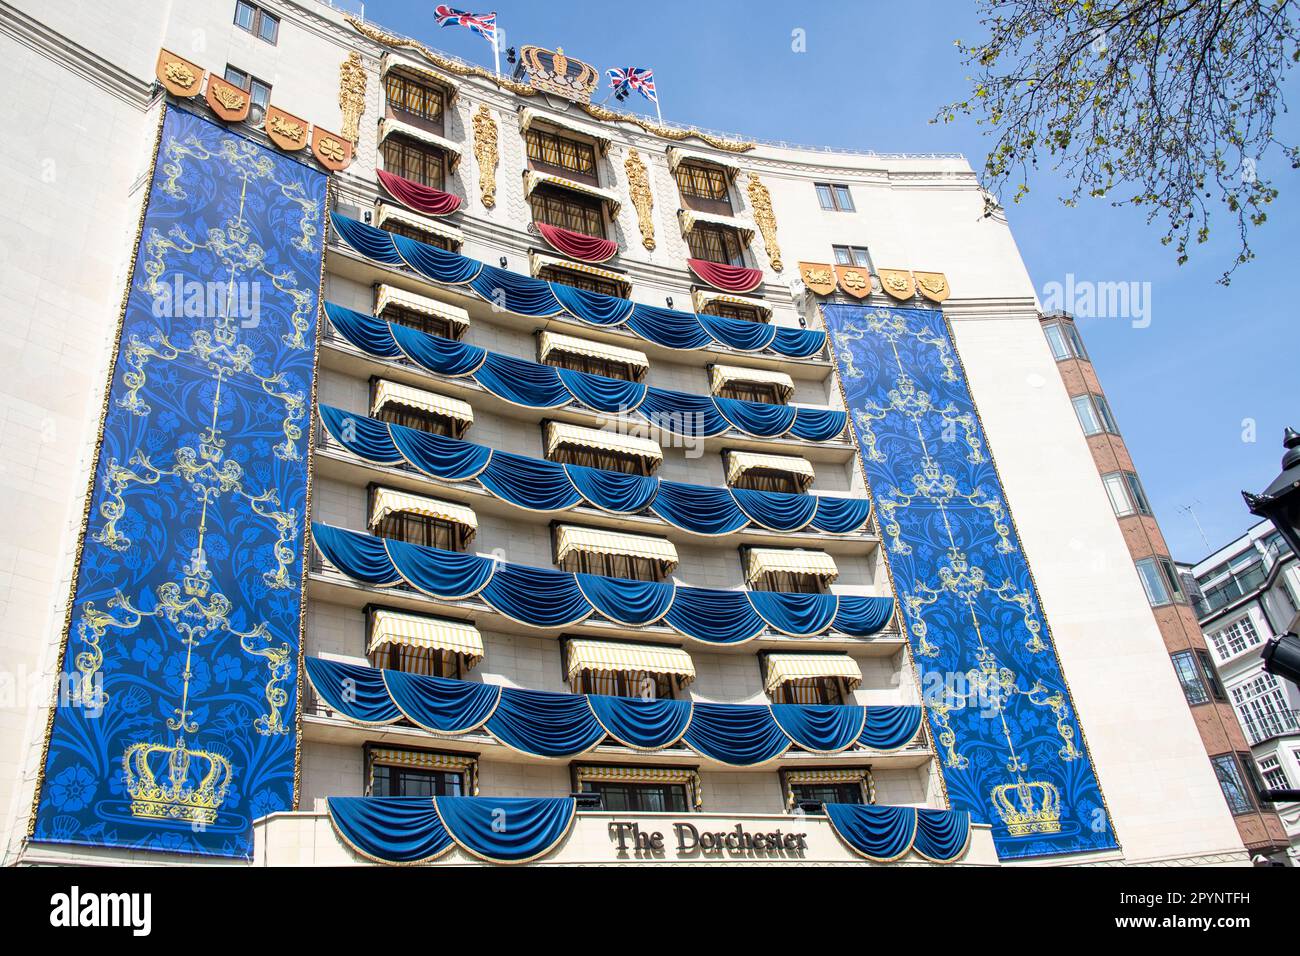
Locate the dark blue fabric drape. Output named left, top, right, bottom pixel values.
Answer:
left=384, top=535, right=495, bottom=599
left=550, top=282, right=634, bottom=325
left=915, top=808, right=972, bottom=861
left=387, top=420, right=492, bottom=480
left=696, top=310, right=777, bottom=352
left=638, top=387, right=729, bottom=438
left=330, top=797, right=453, bottom=863
left=860, top=705, right=924, bottom=751
left=393, top=233, right=482, bottom=284
left=558, top=367, right=646, bottom=413
left=832, top=597, right=896, bottom=635
left=748, top=592, right=839, bottom=637
left=331, top=213, right=402, bottom=264
left=325, top=303, right=401, bottom=357
left=319, top=404, right=405, bottom=466
left=773, top=325, right=828, bottom=358
left=625, top=303, right=714, bottom=350
left=574, top=574, right=674, bottom=626
left=683, top=702, right=790, bottom=765
left=587, top=695, right=692, bottom=749
left=771, top=704, right=865, bottom=753
left=824, top=804, right=917, bottom=861
left=305, top=657, right=401, bottom=723
left=664, top=587, right=767, bottom=644
left=478, top=451, right=582, bottom=511
left=469, top=264, right=563, bottom=316
left=731, top=487, right=818, bottom=532
left=390, top=322, right=486, bottom=376
left=715, top=395, right=798, bottom=437
left=383, top=669, right=502, bottom=733
left=476, top=351, right=571, bottom=407
left=435, top=796, right=575, bottom=863
left=651, top=481, right=750, bottom=535
left=809, top=495, right=873, bottom=534
left=313, top=522, right=402, bottom=585
left=481, top=564, right=591, bottom=628
left=486, top=689, right=604, bottom=756
left=563, top=464, right=659, bottom=514
left=788, top=408, right=848, bottom=442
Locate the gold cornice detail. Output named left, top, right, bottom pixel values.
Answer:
left=624, top=148, right=655, bottom=251
left=580, top=101, right=754, bottom=152
left=745, top=172, right=782, bottom=272
left=345, top=16, right=537, bottom=96
left=472, top=104, right=499, bottom=208
left=338, top=51, right=367, bottom=145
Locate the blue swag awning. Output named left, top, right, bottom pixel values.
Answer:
left=310, top=523, right=894, bottom=645
left=330, top=215, right=827, bottom=359
left=325, top=304, right=846, bottom=442
left=327, top=796, right=969, bottom=865
left=823, top=804, right=972, bottom=864
left=317, top=405, right=871, bottom=536
left=329, top=796, right=575, bottom=865
left=304, top=657, right=924, bottom=764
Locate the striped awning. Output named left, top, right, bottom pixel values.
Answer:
left=745, top=547, right=840, bottom=584
left=368, top=609, right=484, bottom=665
left=529, top=252, right=631, bottom=293
left=525, top=170, right=621, bottom=215
left=371, top=379, right=475, bottom=426
left=678, top=209, right=753, bottom=243
left=379, top=116, right=462, bottom=169
left=380, top=51, right=461, bottom=100
left=667, top=146, right=739, bottom=177
left=565, top=639, right=696, bottom=685
left=518, top=107, right=611, bottom=152
left=710, top=364, right=795, bottom=401
left=374, top=284, right=470, bottom=330
left=545, top=421, right=663, bottom=466
left=692, top=287, right=773, bottom=320
left=370, top=487, right=478, bottom=532
left=726, top=450, right=816, bottom=486
left=375, top=202, right=465, bottom=247
left=555, top=524, right=678, bottom=571
left=539, top=330, right=648, bottom=373
left=764, top=653, right=863, bottom=693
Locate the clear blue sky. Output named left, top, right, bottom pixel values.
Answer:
left=366, top=0, right=1298, bottom=562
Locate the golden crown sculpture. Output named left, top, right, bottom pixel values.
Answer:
left=991, top=779, right=1062, bottom=836
left=516, top=46, right=599, bottom=103
left=123, top=737, right=233, bottom=825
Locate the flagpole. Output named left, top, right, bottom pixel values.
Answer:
left=493, top=32, right=500, bottom=76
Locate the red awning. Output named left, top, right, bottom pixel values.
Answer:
left=376, top=169, right=462, bottom=218
left=537, top=222, right=619, bottom=264
left=687, top=258, right=763, bottom=294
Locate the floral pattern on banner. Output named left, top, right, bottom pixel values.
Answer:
left=31, top=107, right=327, bottom=858
left=822, top=303, right=1118, bottom=860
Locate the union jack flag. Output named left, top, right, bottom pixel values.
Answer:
left=433, top=5, right=497, bottom=45
left=607, top=67, right=657, bottom=103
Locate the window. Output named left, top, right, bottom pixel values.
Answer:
left=815, top=182, right=855, bottom=211
left=675, top=162, right=732, bottom=214
left=1231, top=672, right=1298, bottom=744
left=224, top=65, right=272, bottom=110
left=1209, top=616, right=1262, bottom=661
left=367, top=749, right=469, bottom=797
left=582, top=780, right=689, bottom=812
left=383, top=71, right=446, bottom=134
left=791, top=781, right=864, bottom=806
left=1064, top=323, right=1088, bottom=359
left=1259, top=755, right=1290, bottom=792
left=379, top=300, right=460, bottom=340
left=1042, top=321, right=1087, bottom=360
left=1195, top=649, right=1226, bottom=702
left=526, top=128, right=598, bottom=182
left=700, top=301, right=766, bottom=324
left=529, top=187, right=605, bottom=238
left=1135, top=557, right=1173, bottom=606
left=537, top=265, right=625, bottom=299
left=1170, top=651, right=1209, bottom=706
left=380, top=136, right=446, bottom=191
left=559, top=550, right=668, bottom=583
left=381, top=218, right=457, bottom=253
left=371, top=638, right=463, bottom=678
left=373, top=509, right=468, bottom=552
left=234, top=1, right=279, bottom=44
left=370, top=383, right=468, bottom=438
left=832, top=245, right=873, bottom=269
left=687, top=222, right=746, bottom=266
left=541, top=351, right=640, bottom=382
left=578, top=671, right=675, bottom=699
left=1072, top=394, right=1118, bottom=436
left=1210, top=754, right=1256, bottom=815
left=750, top=570, right=827, bottom=595
left=775, top=677, right=846, bottom=705
left=1102, top=472, right=1152, bottom=517
left=1200, top=561, right=1268, bottom=613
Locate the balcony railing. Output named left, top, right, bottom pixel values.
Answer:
left=1243, top=710, right=1300, bottom=746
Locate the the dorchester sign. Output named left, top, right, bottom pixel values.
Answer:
left=609, top=821, right=809, bottom=859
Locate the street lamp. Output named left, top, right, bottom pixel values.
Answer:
left=1244, top=427, right=1300, bottom=686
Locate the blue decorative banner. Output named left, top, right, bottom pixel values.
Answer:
left=822, top=304, right=1117, bottom=860
left=31, top=107, right=327, bottom=857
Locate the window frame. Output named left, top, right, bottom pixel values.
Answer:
left=1170, top=650, right=1209, bottom=706
left=816, top=182, right=855, bottom=212
left=675, top=162, right=733, bottom=215
left=234, top=1, right=279, bottom=45
left=1135, top=556, right=1173, bottom=606
left=832, top=244, right=873, bottom=269
left=365, top=746, right=472, bottom=797
left=1210, top=753, right=1257, bottom=815
left=380, top=135, right=448, bottom=192
left=383, top=70, right=447, bottom=135
left=686, top=222, right=747, bottom=267
left=525, top=127, right=599, bottom=184
left=223, top=65, right=272, bottom=110
left=529, top=186, right=606, bottom=239
left=536, top=265, right=625, bottom=300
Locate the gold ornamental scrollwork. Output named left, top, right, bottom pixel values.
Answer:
left=472, top=104, right=498, bottom=208
left=338, top=51, right=367, bottom=145
left=744, top=172, right=782, bottom=272
left=624, top=148, right=656, bottom=251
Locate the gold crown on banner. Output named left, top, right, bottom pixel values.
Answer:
left=991, top=779, right=1062, bottom=836
left=517, top=45, right=599, bottom=102
left=123, top=737, right=232, bottom=824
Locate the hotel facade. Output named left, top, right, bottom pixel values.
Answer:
left=0, top=0, right=1254, bottom=866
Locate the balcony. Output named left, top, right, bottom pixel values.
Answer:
left=253, top=806, right=998, bottom=866
left=1244, top=709, right=1300, bottom=746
